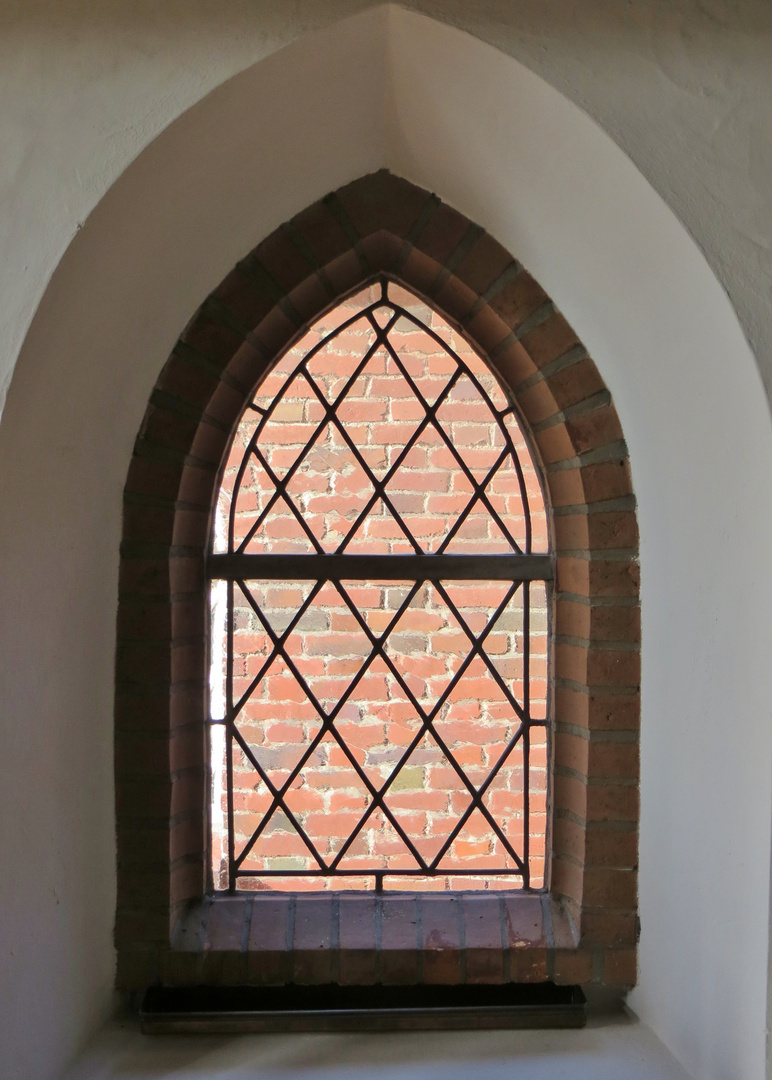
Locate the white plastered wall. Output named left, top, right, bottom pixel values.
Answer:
left=1, top=6, right=771, bottom=1080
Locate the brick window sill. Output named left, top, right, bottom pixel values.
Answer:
left=164, top=892, right=594, bottom=987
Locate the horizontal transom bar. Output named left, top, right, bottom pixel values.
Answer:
left=208, top=553, right=553, bottom=581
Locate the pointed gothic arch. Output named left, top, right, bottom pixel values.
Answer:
left=115, top=170, right=639, bottom=990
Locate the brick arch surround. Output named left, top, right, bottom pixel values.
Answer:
left=115, top=170, right=639, bottom=991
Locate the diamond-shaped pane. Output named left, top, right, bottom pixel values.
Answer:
left=284, top=422, right=375, bottom=552
left=382, top=730, right=471, bottom=866
left=384, top=426, right=475, bottom=553
left=431, top=654, right=521, bottom=789
left=383, top=582, right=473, bottom=710
left=434, top=372, right=507, bottom=483
left=341, top=498, right=414, bottom=554
left=285, top=731, right=371, bottom=864
left=479, top=453, right=528, bottom=553
left=335, top=348, right=425, bottom=480
left=215, top=411, right=260, bottom=553
left=305, top=315, right=377, bottom=404
left=230, top=772, right=272, bottom=865
left=332, top=655, right=424, bottom=789
left=311, top=284, right=381, bottom=338
left=480, top=738, right=526, bottom=859
left=227, top=580, right=273, bottom=707
left=255, top=372, right=327, bottom=479
left=233, top=654, right=323, bottom=785
left=459, top=343, right=510, bottom=412
left=503, top=411, right=548, bottom=552
left=284, top=581, right=374, bottom=713
left=251, top=351, right=303, bottom=413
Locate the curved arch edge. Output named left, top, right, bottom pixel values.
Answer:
left=115, top=170, right=640, bottom=991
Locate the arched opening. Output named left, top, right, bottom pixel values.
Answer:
left=115, top=171, right=639, bottom=989
left=209, top=277, right=551, bottom=895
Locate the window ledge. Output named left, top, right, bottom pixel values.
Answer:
left=163, top=892, right=592, bottom=987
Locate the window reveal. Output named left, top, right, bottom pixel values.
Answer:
left=208, top=279, right=552, bottom=893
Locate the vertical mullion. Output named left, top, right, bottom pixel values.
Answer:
left=522, top=580, right=531, bottom=889
left=225, top=578, right=236, bottom=892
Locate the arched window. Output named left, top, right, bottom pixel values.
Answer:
left=115, top=171, right=639, bottom=992
left=208, top=279, right=551, bottom=894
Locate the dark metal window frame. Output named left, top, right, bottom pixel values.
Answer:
left=208, top=276, right=553, bottom=893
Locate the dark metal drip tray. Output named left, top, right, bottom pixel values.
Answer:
left=140, top=983, right=586, bottom=1033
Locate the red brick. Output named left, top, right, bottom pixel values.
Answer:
left=381, top=896, right=420, bottom=984
left=360, top=229, right=403, bottom=271
left=421, top=896, right=462, bottom=983
left=588, top=741, right=639, bottom=780
left=213, top=268, right=276, bottom=331
left=337, top=172, right=429, bottom=240
left=338, top=895, right=378, bottom=984
left=520, top=313, right=580, bottom=368
left=586, top=782, right=639, bottom=823
left=463, top=896, right=504, bottom=983
left=553, top=514, right=590, bottom=553
left=488, top=271, right=549, bottom=333
left=547, top=358, right=604, bottom=411
left=502, top=895, right=546, bottom=948
left=455, top=236, right=513, bottom=296
left=580, top=912, right=637, bottom=948
left=181, top=306, right=246, bottom=367
left=551, top=856, right=584, bottom=907
left=287, top=272, right=330, bottom=325
left=584, top=826, right=638, bottom=868
left=581, top=460, right=633, bottom=503
left=509, top=947, right=548, bottom=982
left=583, top=867, right=637, bottom=908
left=534, top=423, right=576, bottom=465
left=254, top=229, right=313, bottom=294
left=325, top=247, right=367, bottom=297
left=413, top=202, right=470, bottom=264
left=291, top=199, right=351, bottom=266
left=433, top=274, right=478, bottom=326
left=463, top=304, right=511, bottom=356
left=603, top=948, right=637, bottom=987
left=553, top=772, right=588, bottom=819
left=293, top=896, right=333, bottom=983
left=203, top=899, right=246, bottom=982
left=253, top=305, right=297, bottom=359
left=401, top=246, right=444, bottom=296
left=552, top=949, right=592, bottom=985
left=490, top=337, right=537, bottom=389
left=517, top=379, right=560, bottom=426
left=249, top=897, right=292, bottom=984
left=555, top=598, right=591, bottom=639
left=565, top=404, right=623, bottom=454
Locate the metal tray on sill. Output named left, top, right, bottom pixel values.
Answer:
left=140, top=982, right=587, bottom=1034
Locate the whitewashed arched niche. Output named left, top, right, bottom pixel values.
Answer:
left=1, top=7, right=771, bottom=1080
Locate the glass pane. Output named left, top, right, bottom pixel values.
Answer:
left=210, top=280, right=550, bottom=892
